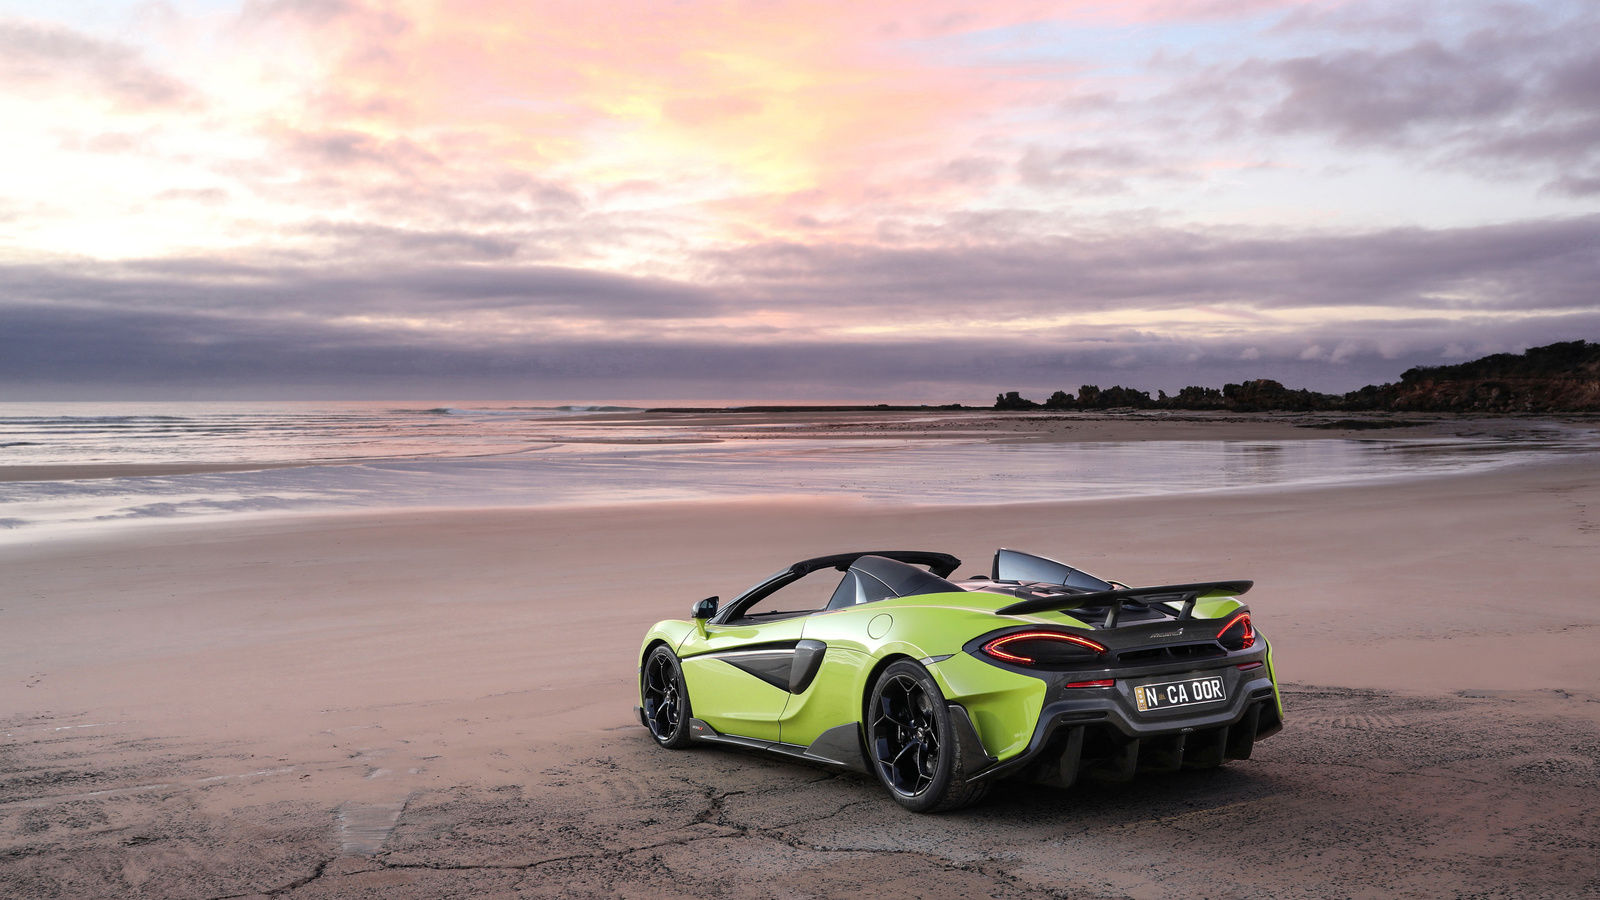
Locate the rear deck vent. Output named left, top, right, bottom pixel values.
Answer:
left=1115, top=642, right=1226, bottom=664
left=1169, top=643, right=1226, bottom=660
left=1117, top=648, right=1167, bottom=663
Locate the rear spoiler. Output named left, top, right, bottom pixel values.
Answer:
left=995, top=581, right=1253, bottom=627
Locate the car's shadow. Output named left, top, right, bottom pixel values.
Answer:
left=656, top=733, right=1290, bottom=829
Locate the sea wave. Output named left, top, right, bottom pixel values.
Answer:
left=0, top=401, right=657, bottom=468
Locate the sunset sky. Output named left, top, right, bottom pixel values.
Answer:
left=2, top=0, right=1597, bottom=401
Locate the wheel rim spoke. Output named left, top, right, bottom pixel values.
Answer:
left=878, top=695, right=913, bottom=729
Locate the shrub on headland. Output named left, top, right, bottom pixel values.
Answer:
left=995, top=341, right=1600, bottom=414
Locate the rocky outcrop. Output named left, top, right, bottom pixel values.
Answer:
left=994, top=391, right=1040, bottom=410
left=1220, top=379, right=1340, bottom=412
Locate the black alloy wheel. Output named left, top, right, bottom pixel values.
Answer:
left=642, top=645, right=692, bottom=748
left=866, top=660, right=989, bottom=812
left=872, top=672, right=941, bottom=795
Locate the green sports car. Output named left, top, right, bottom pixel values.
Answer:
left=636, top=548, right=1282, bottom=812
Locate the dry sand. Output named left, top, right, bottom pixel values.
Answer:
left=2, top=439, right=1598, bottom=898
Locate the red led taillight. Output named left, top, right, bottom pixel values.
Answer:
left=981, top=630, right=1107, bottom=666
left=1216, top=612, right=1255, bottom=651
left=1065, top=679, right=1115, bottom=688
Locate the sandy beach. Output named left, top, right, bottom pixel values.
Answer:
left=3, top=416, right=1598, bottom=899
left=12, top=0, right=1600, bottom=892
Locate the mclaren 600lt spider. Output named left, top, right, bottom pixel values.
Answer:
left=636, top=549, right=1282, bottom=811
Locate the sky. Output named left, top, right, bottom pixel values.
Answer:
left=1, top=0, right=1597, bottom=402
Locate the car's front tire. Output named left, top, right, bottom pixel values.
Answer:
left=866, top=659, right=989, bottom=812
left=642, top=644, right=692, bottom=748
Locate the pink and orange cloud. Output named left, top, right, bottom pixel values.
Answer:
left=1, top=0, right=1595, bottom=399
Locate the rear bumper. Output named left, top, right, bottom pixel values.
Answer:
left=969, top=664, right=1282, bottom=785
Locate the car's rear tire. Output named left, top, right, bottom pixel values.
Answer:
left=642, top=645, right=692, bottom=748
left=866, top=660, right=990, bottom=812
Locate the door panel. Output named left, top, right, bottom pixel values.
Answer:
left=677, top=618, right=806, bottom=741
left=777, top=646, right=869, bottom=748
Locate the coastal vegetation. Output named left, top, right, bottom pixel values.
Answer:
left=996, top=341, right=1600, bottom=413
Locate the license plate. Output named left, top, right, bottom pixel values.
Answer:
left=1133, top=675, right=1226, bottom=712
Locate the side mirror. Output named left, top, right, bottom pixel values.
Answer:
left=692, top=596, right=719, bottom=620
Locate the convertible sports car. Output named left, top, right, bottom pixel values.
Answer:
left=636, top=549, right=1282, bottom=812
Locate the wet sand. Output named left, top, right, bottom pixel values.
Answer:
left=6, top=408, right=1582, bottom=484
left=2, top=450, right=1598, bottom=898
left=0, top=462, right=317, bottom=483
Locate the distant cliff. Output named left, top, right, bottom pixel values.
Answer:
left=1344, top=341, right=1600, bottom=412
left=995, top=341, right=1600, bottom=413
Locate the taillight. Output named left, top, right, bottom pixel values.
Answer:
left=1065, top=679, right=1115, bottom=688
left=981, top=631, right=1107, bottom=666
left=1217, top=612, right=1255, bottom=651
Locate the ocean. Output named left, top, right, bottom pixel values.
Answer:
left=1, top=402, right=1594, bottom=541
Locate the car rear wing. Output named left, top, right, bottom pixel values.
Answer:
left=995, top=581, right=1253, bottom=627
